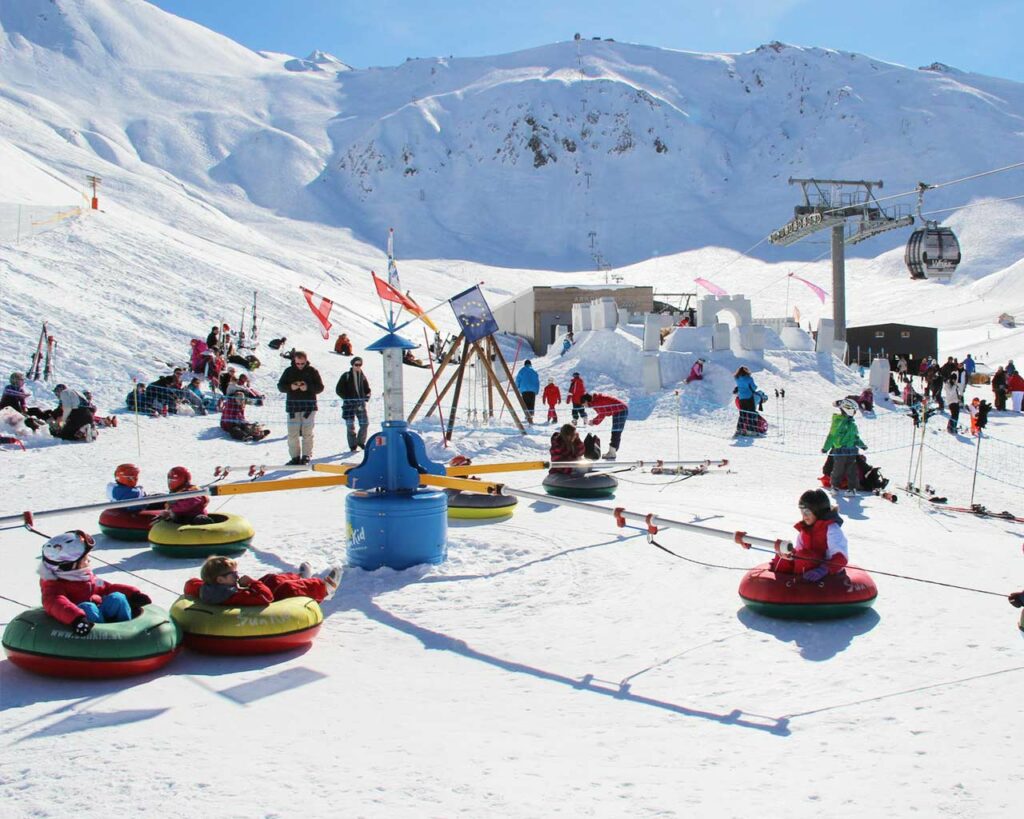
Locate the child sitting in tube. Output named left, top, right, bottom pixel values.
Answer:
left=39, top=531, right=151, bottom=635
left=548, top=423, right=585, bottom=475
left=770, top=489, right=848, bottom=583
left=160, top=465, right=213, bottom=525
left=186, top=556, right=341, bottom=606
left=107, top=463, right=161, bottom=512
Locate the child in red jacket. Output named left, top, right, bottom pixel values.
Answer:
left=161, top=465, right=213, bottom=524
left=39, top=531, right=151, bottom=635
left=186, top=555, right=341, bottom=606
left=542, top=379, right=561, bottom=424
left=770, top=489, right=849, bottom=582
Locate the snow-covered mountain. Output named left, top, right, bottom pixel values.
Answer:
left=3, top=0, right=1024, bottom=268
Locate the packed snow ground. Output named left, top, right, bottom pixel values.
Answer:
left=2, top=315, right=1024, bottom=817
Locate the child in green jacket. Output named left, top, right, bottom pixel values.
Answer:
left=823, top=399, right=867, bottom=493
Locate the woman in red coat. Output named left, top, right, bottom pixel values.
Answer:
left=581, top=392, right=629, bottom=460
left=39, top=531, right=150, bottom=635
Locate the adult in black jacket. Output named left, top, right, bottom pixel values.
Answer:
left=335, top=356, right=372, bottom=451
left=276, top=351, right=324, bottom=464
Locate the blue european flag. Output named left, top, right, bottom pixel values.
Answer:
left=449, top=285, right=498, bottom=343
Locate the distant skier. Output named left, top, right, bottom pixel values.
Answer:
left=732, top=366, right=761, bottom=436
left=334, top=333, right=353, bottom=356
left=941, top=374, right=964, bottom=433
left=542, top=378, right=561, bottom=424
left=515, top=360, right=540, bottom=424
left=770, top=489, right=848, bottom=582
left=992, top=366, right=1008, bottom=411
left=567, top=372, right=587, bottom=425
left=822, top=398, right=867, bottom=493
left=686, top=358, right=705, bottom=384
left=581, top=392, right=628, bottom=460
left=1007, top=369, right=1024, bottom=413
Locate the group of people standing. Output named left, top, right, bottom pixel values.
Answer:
left=275, top=351, right=372, bottom=464
left=512, top=362, right=628, bottom=458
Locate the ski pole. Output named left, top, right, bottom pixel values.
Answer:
left=968, top=429, right=983, bottom=508
left=905, top=412, right=917, bottom=491
left=133, top=376, right=142, bottom=459
left=423, top=326, right=448, bottom=445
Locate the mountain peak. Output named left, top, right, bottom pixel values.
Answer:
left=919, top=61, right=963, bottom=75
left=285, top=49, right=352, bottom=73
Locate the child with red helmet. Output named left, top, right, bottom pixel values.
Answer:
left=771, top=489, right=849, bottom=582
left=161, top=466, right=213, bottom=525
left=39, top=531, right=151, bottom=635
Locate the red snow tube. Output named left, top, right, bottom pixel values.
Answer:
left=739, top=562, right=877, bottom=620
left=99, top=508, right=162, bottom=541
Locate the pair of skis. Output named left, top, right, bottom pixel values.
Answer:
left=27, top=323, right=55, bottom=381
left=936, top=503, right=1023, bottom=524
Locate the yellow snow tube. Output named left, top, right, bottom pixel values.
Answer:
left=148, top=513, right=254, bottom=558
left=170, top=595, right=323, bottom=654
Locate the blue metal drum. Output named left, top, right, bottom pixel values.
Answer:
left=346, top=489, right=448, bottom=570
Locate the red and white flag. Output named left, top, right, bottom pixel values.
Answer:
left=300, top=287, right=333, bottom=339
left=789, top=273, right=827, bottom=304
left=694, top=277, right=728, bottom=297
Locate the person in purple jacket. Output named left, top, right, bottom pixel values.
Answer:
left=160, top=466, right=213, bottom=524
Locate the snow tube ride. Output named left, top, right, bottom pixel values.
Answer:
left=2, top=605, right=182, bottom=678
left=170, top=595, right=323, bottom=654
left=148, top=513, right=254, bottom=558
left=542, top=471, right=618, bottom=499
left=98, top=508, right=162, bottom=541
left=446, top=490, right=518, bottom=520
left=738, top=562, right=877, bottom=620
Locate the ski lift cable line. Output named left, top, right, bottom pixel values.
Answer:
left=639, top=529, right=1010, bottom=598
left=922, top=192, right=1024, bottom=217
left=814, top=160, right=1024, bottom=217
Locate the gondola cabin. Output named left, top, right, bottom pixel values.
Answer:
left=905, top=222, right=961, bottom=281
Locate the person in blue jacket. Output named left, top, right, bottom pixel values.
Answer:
left=733, top=366, right=760, bottom=436
left=515, top=360, right=540, bottom=424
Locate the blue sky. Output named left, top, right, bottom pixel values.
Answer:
left=150, top=0, right=1024, bottom=82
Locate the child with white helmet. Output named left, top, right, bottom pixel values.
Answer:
left=39, top=531, right=151, bottom=635
left=822, top=399, right=867, bottom=493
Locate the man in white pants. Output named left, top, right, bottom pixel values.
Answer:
left=276, top=351, right=324, bottom=465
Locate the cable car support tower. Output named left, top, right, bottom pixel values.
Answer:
left=769, top=177, right=912, bottom=345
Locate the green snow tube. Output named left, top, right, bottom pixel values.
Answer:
left=2, top=605, right=182, bottom=678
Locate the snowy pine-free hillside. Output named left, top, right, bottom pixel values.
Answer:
left=3, top=0, right=1024, bottom=268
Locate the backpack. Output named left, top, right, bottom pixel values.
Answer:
left=583, top=433, right=601, bottom=460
